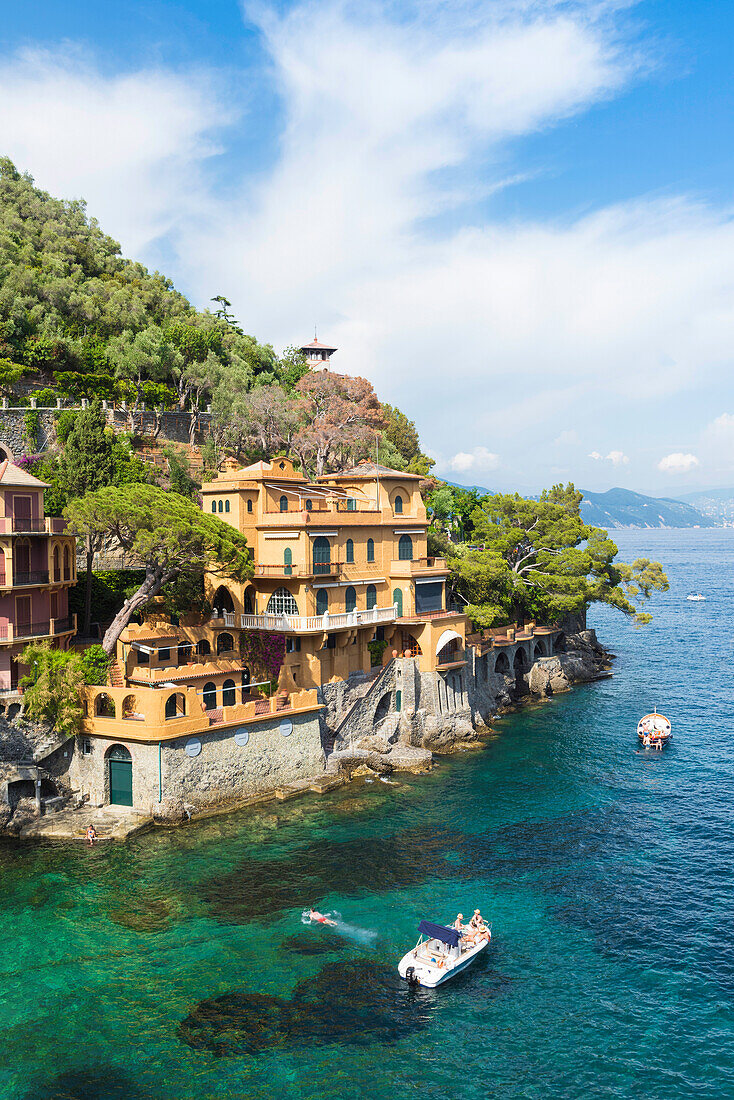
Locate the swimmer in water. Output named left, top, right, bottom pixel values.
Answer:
left=308, top=907, right=337, bottom=926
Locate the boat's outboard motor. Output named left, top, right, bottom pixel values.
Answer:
left=405, top=966, right=419, bottom=987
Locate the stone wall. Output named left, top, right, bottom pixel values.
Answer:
left=61, top=709, right=324, bottom=815
left=0, top=404, right=213, bottom=459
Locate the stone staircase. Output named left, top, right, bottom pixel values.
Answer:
left=108, top=660, right=124, bottom=688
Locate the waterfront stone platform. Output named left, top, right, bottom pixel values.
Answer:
left=19, top=804, right=153, bottom=843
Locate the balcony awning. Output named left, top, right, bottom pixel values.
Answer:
left=435, top=628, right=462, bottom=656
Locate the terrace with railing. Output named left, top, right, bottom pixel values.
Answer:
left=0, top=614, right=77, bottom=643
left=0, top=517, right=68, bottom=535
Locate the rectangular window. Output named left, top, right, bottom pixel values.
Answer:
left=327, top=633, right=337, bottom=649
left=415, top=582, right=444, bottom=614
left=136, top=647, right=150, bottom=665
left=81, top=738, right=93, bottom=756
left=158, top=647, right=171, bottom=663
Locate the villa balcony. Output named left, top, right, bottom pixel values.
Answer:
left=238, top=605, right=398, bottom=634
left=389, top=556, right=448, bottom=579
left=253, top=562, right=341, bottom=580
left=13, top=570, right=50, bottom=587
left=0, top=613, right=77, bottom=644
left=0, top=517, right=68, bottom=535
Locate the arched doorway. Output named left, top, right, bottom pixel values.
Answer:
left=316, top=588, right=328, bottom=615
left=283, top=547, right=292, bottom=575
left=243, top=587, right=255, bottom=614
left=106, top=745, right=133, bottom=807
left=212, top=586, right=234, bottom=615
left=217, top=632, right=234, bottom=655
left=345, top=586, right=357, bottom=613
left=202, top=682, right=217, bottom=710
left=313, top=536, right=331, bottom=575
left=366, top=583, right=377, bottom=610
left=222, top=679, right=236, bottom=707
left=393, top=588, right=403, bottom=617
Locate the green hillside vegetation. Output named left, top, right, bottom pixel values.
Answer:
left=0, top=157, right=302, bottom=411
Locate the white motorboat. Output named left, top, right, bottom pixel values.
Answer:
left=637, top=710, right=672, bottom=748
left=398, top=919, right=491, bottom=988
left=686, top=593, right=706, bottom=602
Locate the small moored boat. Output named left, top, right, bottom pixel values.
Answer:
left=638, top=710, right=672, bottom=749
left=686, top=593, right=706, bottom=602
left=398, top=919, right=491, bottom=988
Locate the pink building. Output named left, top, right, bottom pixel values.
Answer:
left=0, top=458, right=77, bottom=693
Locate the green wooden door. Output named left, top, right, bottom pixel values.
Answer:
left=109, top=758, right=133, bottom=806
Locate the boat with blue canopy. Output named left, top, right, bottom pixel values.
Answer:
left=398, top=916, right=491, bottom=987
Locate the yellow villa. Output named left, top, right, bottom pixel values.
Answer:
left=201, top=456, right=470, bottom=687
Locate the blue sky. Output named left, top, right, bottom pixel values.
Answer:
left=1, top=1, right=733, bottom=494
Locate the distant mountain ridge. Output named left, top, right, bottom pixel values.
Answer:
left=579, top=488, right=713, bottom=528
left=445, top=481, right=714, bottom=528
left=675, top=488, right=734, bottom=525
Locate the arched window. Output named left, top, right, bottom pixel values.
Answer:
left=313, top=536, right=331, bottom=575
left=398, top=534, right=413, bottom=561
left=197, top=639, right=211, bottom=657
left=218, top=500, right=223, bottom=513
left=345, top=586, right=357, bottom=613
left=247, top=499, right=253, bottom=513
left=316, top=588, right=328, bottom=615
left=284, top=547, right=292, bottom=576
left=217, top=632, right=234, bottom=655
left=266, top=588, right=299, bottom=615
left=279, top=495, right=288, bottom=512
left=177, top=642, right=192, bottom=665
left=366, top=583, right=377, bottom=610
left=394, top=494, right=403, bottom=514
left=202, top=682, right=217, bottom=710
left=367, top=538, right=375, bottom=563
left=95, top=692, right=116, bottom=718
left=306, top=499, right=313, bottom=511
left=53, top=545, right=60, bottom=582
left=165, top=693, right=186, bottom=719
left=222, top=679, right=236, bottom=707
left=243, top=588, right=254, bottom=614
left=122, top=694, right=140, bottom=720
left=211, top=501, right=216, bottom=513
left=346, top=538, right=354, bottom=564
left=212, top=586, right=234, bottom=614
left=393, top=588, right=403, bottom=617
left=225, top=500, right=230, bottom=513
left=63, top=545, right=71, bottom=580
left=495, top=652, right=510, bottom=674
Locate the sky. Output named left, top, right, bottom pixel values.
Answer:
left=1, top=0, right=733, bottom=495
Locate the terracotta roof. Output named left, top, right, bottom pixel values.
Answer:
left=0, top=461, right=49, bottom=488
left=319, top=461, right=421, bottom=481
left=300, top=339, right=338, bottom=352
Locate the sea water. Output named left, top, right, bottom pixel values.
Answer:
left=1, top=528, right=733, bottom=1099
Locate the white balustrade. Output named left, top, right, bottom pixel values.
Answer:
left=238, top=606, right=397, bottom=633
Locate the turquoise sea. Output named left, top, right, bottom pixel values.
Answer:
left=2, top=528, right=733, bottom=1099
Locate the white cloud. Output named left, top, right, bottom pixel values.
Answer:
left=448, top=447, right=500, bottom=474
left=589, top=450, right=629, bottom=464
left=657, top=452, right=699, bottom=474
left=3, top=4, right=734, bottom=490
left=0, top=47, right=228, bottom=256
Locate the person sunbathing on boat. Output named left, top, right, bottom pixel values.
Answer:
left=453, top=913, right=465, bottom=933
left=308, top=907, right=337, bottom=927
